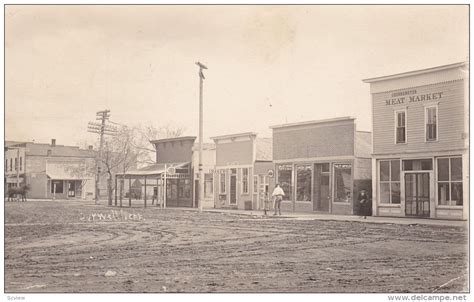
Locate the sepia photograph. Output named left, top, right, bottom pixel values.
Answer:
left=2, top=2, right=470, bottom=301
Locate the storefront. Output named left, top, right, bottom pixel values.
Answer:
left=211, top=132, right=274, bottom=210
left=363, top=62, right=468, bottom=220
left=271, top=117, right=372, bottom=214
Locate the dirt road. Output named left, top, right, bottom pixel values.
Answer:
left=4, top=200, right=468, bottom=293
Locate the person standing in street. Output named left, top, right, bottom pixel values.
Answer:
left=272, top=183, right=285, bottom=216
left=358, top=189, right=370, bottom=219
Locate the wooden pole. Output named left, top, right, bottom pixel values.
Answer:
left=164, top=165, right=167, bottom=209
left=144, top=176, right=147, bottom=208
left=119, top=176, right=123, bottom=208
left=129, top=176, right=132, bottom=207
left=114, top=175, right=118, bottom=206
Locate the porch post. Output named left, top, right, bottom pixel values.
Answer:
left=144, top=176, right=147, bottom=208
left=114, top=175, right=118, bottom=206
left=120, top=176, right=123, bottom=208
left=129, top=176, right=132, bottom=208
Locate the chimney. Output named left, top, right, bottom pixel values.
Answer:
left=88, top=145, right=93, bottom=150
left=51, top=139, right=56, bottom=147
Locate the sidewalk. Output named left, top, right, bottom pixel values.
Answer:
left=201, top=208, right=467, bottom=227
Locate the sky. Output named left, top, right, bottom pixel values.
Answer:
left=5, top=5, right=469, bottom=147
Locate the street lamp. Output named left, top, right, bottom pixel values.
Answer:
left=196, top=61, right=207, bottom=213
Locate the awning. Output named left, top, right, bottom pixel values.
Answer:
left=118, top=162, right=190, bottom=177
left=6, top=177, right=24, bottom=184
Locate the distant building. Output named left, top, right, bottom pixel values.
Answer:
left=363, top=62, right=468, bottom=220
left=5, top=139, right=96, bottom=199
left=210, top=132, right=274, bottom=210
left=270, top=117, right=372, bottom=214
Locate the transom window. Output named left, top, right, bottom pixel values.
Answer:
left=379, top=160, right=401, bottom=204
left=395, top=110, right=406, bottom=144
left=437, top=157, right=462, bottom=206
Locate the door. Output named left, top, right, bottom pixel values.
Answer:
left=313, top=164, right=330, bottom=212
left=405, top=173, right=430, bottom=217
left=230, top=175, right=237, bottom=205
left=68, top=181, right=76, bottom=197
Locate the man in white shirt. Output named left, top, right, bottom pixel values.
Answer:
left=272, top=183, right=285, bottom=216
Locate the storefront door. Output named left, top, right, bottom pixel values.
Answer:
left=405, top=173, right=430, bottom=217
left=230, top=174, right=237, bottom=205
left=68, top=181, right=75, bottom=197
left=313, top=163, right=330, bottom=212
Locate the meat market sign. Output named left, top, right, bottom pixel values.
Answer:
left=384, top=89, right=443, bottom=106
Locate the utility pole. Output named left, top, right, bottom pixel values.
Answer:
left=196, top=61, right=207, bottom=213
left=87, top=109, right=116, bottom=204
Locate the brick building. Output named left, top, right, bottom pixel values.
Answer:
left=363, top=62, right=468, bottom=220
left=5, top=139, right=97, bottom=199
left=210, top=132, right=274, bottom=210
left=271, top=117, right=372, bottom=214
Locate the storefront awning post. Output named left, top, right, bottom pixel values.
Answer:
left=144, top=176, right=147, bottom=208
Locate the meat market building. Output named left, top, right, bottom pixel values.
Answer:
left=363, top=62, right=469, bottom=220
left=270, top=117, right=372, bottom=214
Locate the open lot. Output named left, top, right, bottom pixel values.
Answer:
left=4, top=200, right=468, bottom=293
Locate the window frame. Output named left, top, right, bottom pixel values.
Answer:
left=253, top=175, right=258, bottom=194
left=219, top=172, right=226, bottom=194
left=295, top=164, right=313, bottom=202
left=204, top=173, right=214, bottom=198
left=394, top=109, right=407, bottom=144
left=378, top=159, right=401, bottom=205
left=437, top=157, right=463, bottom=207
left=241, top=168, right=249, bottom=195
left=276, top=164, right=293, bottom=201
left=333, top=163, right=353, bottom=203
left=425, top=104, right=439, bottom=142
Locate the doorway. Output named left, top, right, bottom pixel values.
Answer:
left=313, top=163, right=330, bottom=212
left=230, top=169, right=237, bottom=205
left=68, top=181, right=76, bottom=198
left=405, top=173, right=430, bottom=217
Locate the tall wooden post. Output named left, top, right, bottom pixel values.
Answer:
left=129, top=176, right=132, bottom=208
left=114, top=175, right=118, bottom=206
left=144, top=176, right=147, bottom=208
left=120, top=176, right=123, bottom=208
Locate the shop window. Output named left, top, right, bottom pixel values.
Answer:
left=204, top=173, right=213, bottom=198
left=425, top=105, right=438, bottom=141
left=241, top=168, right=249, bottom=194
left=321, top=163, right=330, bottom=173
left=219, top=172, right=226, bottom=194
left=395, top=110, right=406, bottom=144
left=334, top=164, right=352, bottom=203
left=253, top=175, right=258, bottom=194
left=403, top=159, right=432, bottom=171
left=51, top=180, right=64, bottom=194
left=437, top=157, right=463, bottom=206
left=296, top=165, right=312, bottom=201
left=277, top=164, right=293, bottom=201
left=177, top=179, right=191, bottom=198
left=379, top=160, right=401, bottom=204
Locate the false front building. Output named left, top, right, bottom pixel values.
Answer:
left=210, top=132, right=273, bottom=210
left=270, top=117, right=372, bottom=214
left=363, top=62, right=468, bottom=220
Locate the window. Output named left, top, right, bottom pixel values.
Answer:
left=334, top=164, right=352, bottom=203
left=51, top=180, right=64, bottom=194
left=253, top=175, right=258, bottom=194
left=296, top=165, right=312, bottom=201
left=403, top=159, right=433, bottom=171
left=204, top=173, right=213, bottom=198
left=379, top=160, right=400, bottom=204
left=177, top=179, right=191, bottom=198
left=437, top=157, right=463, bottom=206
left=219, top=172, right=226, bottom=194
left=426, top=106, right=438, bottom=141
left=277, top=165, right=293, bottom=201
left=10, top=159, right=12, bottom=172
left=166, top=179, right=178, bottom=200
left=14, top=158, right=18, bottom=171
left=395, top=110, right=406, bottom=144
left=241, top=168, right=249, bottom=194
left=19, top=157, right=22, bottom=171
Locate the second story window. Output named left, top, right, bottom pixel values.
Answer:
left=395, top=110, right=406, bottom=144
left=426, top=106, right=438, bottom=141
